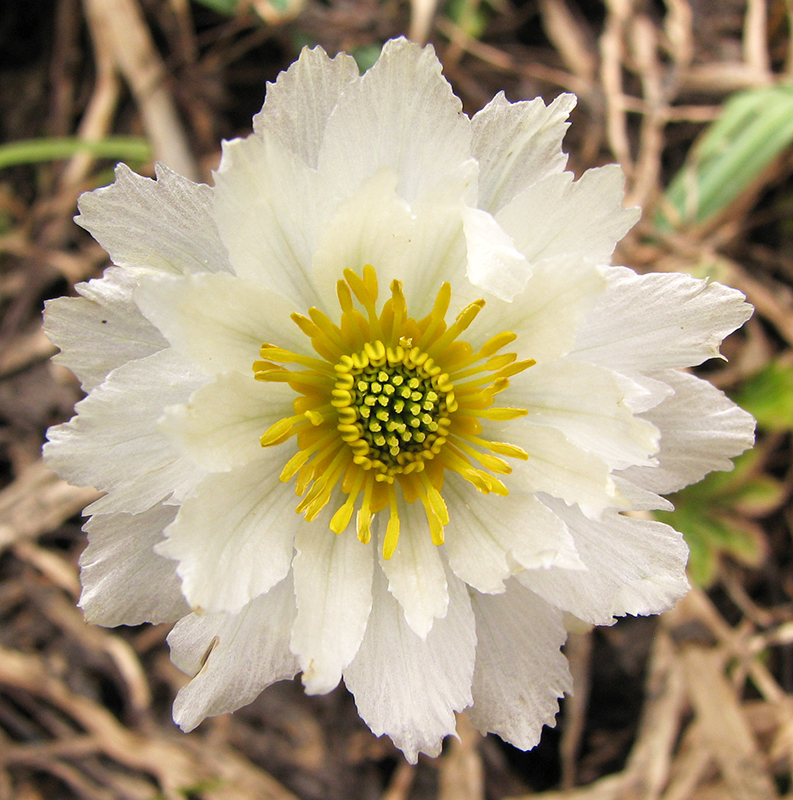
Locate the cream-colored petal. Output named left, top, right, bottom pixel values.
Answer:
left=160, top=372, right=293, bottom=472
left=343, top=566, right=475, bottom=763
left=157, top=457, right=301, bottom=615
left=291, top=511, right=374, bottom=695
left=472, top=92, right=575, bottom=213
left=468, top=582, right=571, bottom=748
left=253, top=46, right=359, bottom=167
left=169, top=576, right=298, bottom=732
left=76, top=163, right=232, bottom=275
left=317, top=38, right=471, bottom=204
left=79, top=504, right=188, bottom=626
left=45, top=268, right=167, bottom=392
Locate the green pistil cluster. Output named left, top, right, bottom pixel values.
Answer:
left=353, top=366, right=441, bottom=463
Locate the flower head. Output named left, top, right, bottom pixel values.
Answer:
left=44, top=38, right=754, bottom=761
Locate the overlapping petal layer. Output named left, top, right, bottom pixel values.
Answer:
left=45, top=37, right=755, bottom=763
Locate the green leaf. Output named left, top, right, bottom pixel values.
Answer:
left=0, top=136, right=151, bottom=170
left=656, top=84, right=793, bottom=231
left=733, top=361, right=793, bottom=432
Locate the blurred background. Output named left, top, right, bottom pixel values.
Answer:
left=0, top=0, right=792, bottom=798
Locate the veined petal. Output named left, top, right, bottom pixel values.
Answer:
left=253, top=46, right=359, bottom=167
left=76, top=163, right=232, bottom=275
left=520, top=497, right=689, bottom=624
left=476, top=258, right=606, bottom=365
left=44, top=268, right=167, bottom=392
left=291, top=511, right=374, bottom=695
left=79, top=504, right=188, bottom=626
left=344, top=566, right=476, bottom=764
left=44, top=349, right=206, bottom=516
left=462, top=206, right=531, bottom=303
left=443, top=475, right=583, bottom=594
left=496, top=165, right=640, bottom=268
left=169, top=575, right=299, bottom=732
left=317, top=38, right=471, bottom=203
left=160, top=372, right=294, bottom=472
left=134, top=272, right=307, bottom=376
left=622, top=369, right=755, bottom=494
left=572, top=267, right=753, bottom=370
left=213, top=132, right=332, bottom=309
left=468, top=582, right=571, bottom=749
left=379, top=497, right=448, bottom=639
left=157, top=457, right=302, bottom=615
left=504, top=421, right=623, bottom=517
left=472, top=92, right=575, bottom=213
left=507, top=358, right=660, bottom=470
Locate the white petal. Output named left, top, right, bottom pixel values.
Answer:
left=473, top=92, right=575, bottom=213
left=76, top=163, right=232, bottom=275
left=213, top=132, right=332, bottom=309
left=44, top=349, right=206, bottom=516
left=508, top=358, right=660, bottom=470
left=310, top=167, right=470, bottom=321
left=520, top=497, right=689, bottom=624
left=253, top=46, right=359, bottom=167
left=504, top=422, right=623, bottom=516
left=157, top=457, right=301, bottom=614
left=44, top=268, right=167, bottom=392
left=169, top=575, right=298, bottom=732
left=443, top=475, right=583, bottom=594
left=344, top=566, right=476, bottom=763
left=291, top=514, right=374, bottom=695
left=79, top=504, right=188, bottom=626
left=496, top=166, right=640, bottom=267
left=572, top=267, right=753, bottom=371
left=621, top=369, right=755, bottom=494
left=476, top=258, right=606, bottom=365
left=160, top=372, right=294, bottom=472
left=317, top=38, right=471, bottom=204
left=134, top=272, right=307, bottom=376
left=379, top=498, right=448, bottom=639
left=468, top=582, right=571, bottom=748
left=462, top=206, right=531, bottom=302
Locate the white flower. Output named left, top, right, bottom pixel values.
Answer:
left=44, top=38, right=754, bottom=762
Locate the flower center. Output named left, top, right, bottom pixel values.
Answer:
left=253, top=265, right=534, bottom=558
left=333, top=340, right=455, bottom=481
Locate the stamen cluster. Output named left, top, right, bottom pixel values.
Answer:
left=333, top=340, right=456, bottom=481
left=253, top=265, right=534, bottom=558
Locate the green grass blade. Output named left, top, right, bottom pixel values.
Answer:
left=0, top=136, right=152, bottom=170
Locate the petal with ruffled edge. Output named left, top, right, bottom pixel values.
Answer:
left=213, top=132, right=333, bottom=310
left=496, top=166, right=640, bottom=270
left=468, top=581, right=571, bottom=748
left=379, top=497, right=448, bottom=639
left=76, top=163, right=232, bottom=275
left=253, top=46, right=359, bottom=168
left=572, top=267, right=753, bottom=371
left=290, top=513, right=374, bottom=695
left=169, top=575, right=299, bottom=732
left=79, top=503, right=188, bottom=626
left=503, top=421, right=623, bottom=516
left=474, top=258, right=606, bottom=366
left=134, top=272, right=308, bottom=376
left=520, top=497, right=689, bottom=625
left=157, top=457, right=302, bottom=615
left=442, top=474, right=583, bottom=594
left=309, top=167, right=471, bottom=320
left=472, top=92, right=576, bottom=214
left=160, top=372, right=294, bottom=472
left=621, top=369, right=755, bottom=495
left=317, top=38, right=472, bottom=204
left=343, top=566, right=476, bottom=763
left=506, top=358, right=660, bottom=470
left=44, top=268, right=167, bottom=392
left=44, top=348, right=206, bottom=516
